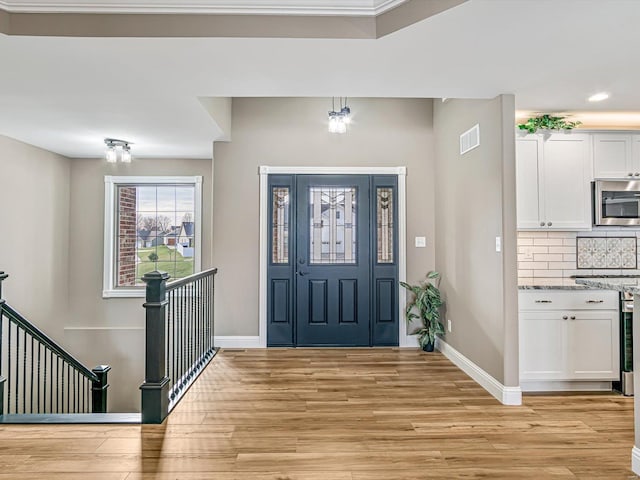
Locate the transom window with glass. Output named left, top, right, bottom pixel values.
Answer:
left=103, top=176, right=202, bottom=297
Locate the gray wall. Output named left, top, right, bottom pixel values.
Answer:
left=213, top=97, right=435, bottom=336
left=0, top=134, right=71, bottom=342
left=433, top=95, right=518, bottom=385
left=66, top=157, right=213, bottom=412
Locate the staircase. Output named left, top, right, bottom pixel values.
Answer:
left=0, top=271, right=138, bottom=423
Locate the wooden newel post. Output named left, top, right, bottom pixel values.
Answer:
left=140, top=270, right=171, bottom=424
left=0, top=271, right=8, bottom=302
left=0, top=272, right=6, bottom=416
left=91, top=365, right=111, bottom=413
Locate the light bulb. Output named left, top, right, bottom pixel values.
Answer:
left=121, top=146, right=132, bottom=163
left=336, top=117, right=347, bottom=134
left=105, top=145, right=117, bottom=163
left=328, top=115, right=338, bottom=133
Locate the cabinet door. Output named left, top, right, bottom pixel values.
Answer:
left=520, top=311, right=567, bottom=380
left=632, top=135, right=640, bottom=175
left=541, top=134, right=592, bottom=230
left=593, top=134, right=633, bottom=179
left=567, top=310, right=619, bottom=380
left=516, top=136, right=543, bottom=229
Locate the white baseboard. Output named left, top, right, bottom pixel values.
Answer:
left=435, top=338, right=522, bottom=406
left=521, top=380, right=612, bottom=392
left=214, top=336, right=263, bottom=348
left=632, top=446, right=640, bottom=475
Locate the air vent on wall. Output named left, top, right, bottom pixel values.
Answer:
left=460, top=124, right=480, bottom=155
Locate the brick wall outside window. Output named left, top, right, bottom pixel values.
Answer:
left=118, top=187, right=137, bottom=286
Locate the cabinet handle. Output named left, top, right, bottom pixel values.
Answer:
left=535, top=300, right=552, bottom=303
left=540, top=222, right=545, bottom=227
left=562, top=315, right=568, bottom=320
left=586, top=300, right=604, bottom=304
left=570, top=316, right=576, bottom=320
left=547, top=222, right=553, bottom=226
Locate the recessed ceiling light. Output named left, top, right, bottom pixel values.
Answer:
left=588, top=92, right=610, bottom=102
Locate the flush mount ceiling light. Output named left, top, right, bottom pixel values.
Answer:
left=328, top=97, right=351, bottom=134
left=588, top=92, right=610, bottom=102
left=104, top=138, right=133, bottom=163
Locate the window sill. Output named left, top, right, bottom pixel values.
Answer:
left=102, top=289, right=145, bottom=299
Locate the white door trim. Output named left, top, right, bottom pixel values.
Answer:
left=258, top=165, right=408, bottom=348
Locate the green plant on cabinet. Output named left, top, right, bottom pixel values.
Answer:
left=518, top=114, right=582, bottom=134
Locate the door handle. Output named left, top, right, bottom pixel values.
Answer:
left=297, top=271, right=309, bottom=276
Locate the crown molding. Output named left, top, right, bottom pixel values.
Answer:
left=0, top=0, right=407, bottom=15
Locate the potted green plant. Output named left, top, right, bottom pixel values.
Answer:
left=400, top=271, right=445, bottom=352
left=517, top=114, right=582, bottom=134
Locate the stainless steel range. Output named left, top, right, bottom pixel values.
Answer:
left=618, top=290, right=634, bottom=396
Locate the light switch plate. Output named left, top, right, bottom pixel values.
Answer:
left=415, top=236, right=426, bottom=248
left=495, top=236, right=502, bottom=252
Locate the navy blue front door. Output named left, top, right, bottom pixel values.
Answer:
left=267, top=174, right=398, bottom=347
left=295, top=175, right=370, bottom=346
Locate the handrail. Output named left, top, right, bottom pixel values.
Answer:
left=141, top=268, right=218, bottom=423
left=1, top=304, right=98, bottom=383
left=166, top=267, right=218, bottom=292
left=0, top=271, right=111, bottom=415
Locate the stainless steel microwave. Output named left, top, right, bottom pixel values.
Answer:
left=594, top=179, right=640, bottom=226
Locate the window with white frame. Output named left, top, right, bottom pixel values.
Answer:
left=103, top=176, right=202, bottom=298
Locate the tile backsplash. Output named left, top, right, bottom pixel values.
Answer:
left=577, top=237, right=637, bottom=269
left=518, top=231, right=640, bottom=286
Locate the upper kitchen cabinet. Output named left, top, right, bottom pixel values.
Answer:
left=593, top=134, right=634, bottom=178
left=516, top=133, right=592, bottom=230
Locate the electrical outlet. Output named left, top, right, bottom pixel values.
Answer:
left=447, top=319, right=452, bottom=333
left=522, top=246, right=534, bottom=261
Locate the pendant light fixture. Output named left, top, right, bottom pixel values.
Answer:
left=328, top=97, right=351, bottom=134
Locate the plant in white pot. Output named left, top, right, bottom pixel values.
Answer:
left=400, top=271, right=444, bottom=352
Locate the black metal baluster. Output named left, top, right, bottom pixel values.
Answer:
left=172, top=290, right=176, bottom=399
left=36, top=341, right=41, bottom=413
left=58, top=358, right=62, bottom=413
left=15, top=324, right=20, bottom=413
left=179, top=285, right=184, bottom=389
left=6, top=318, right=10, bottom=413
left=66, top=364, right=70, bottom=413
left=30, top=336, right=34, bottom=413
left=22, top=330, right=27, bottom=414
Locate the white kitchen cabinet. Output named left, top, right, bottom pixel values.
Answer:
left=516, top=133, right=592, bottom=230
left=519, top=290, right=619, bottom=383
left=593, top=134, right=634, bottom=178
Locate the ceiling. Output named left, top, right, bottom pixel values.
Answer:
left=1, top=0, right=640, bottom=158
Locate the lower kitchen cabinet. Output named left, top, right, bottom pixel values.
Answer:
left=519, top=290, right=619, bottom=383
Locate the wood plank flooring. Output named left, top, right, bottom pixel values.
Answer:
left=0, top=348, right=636, bottom=479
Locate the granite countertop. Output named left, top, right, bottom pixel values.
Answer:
left=575, top=277, right=640, bottom=294
left=518, top=285, right=594, bottom=290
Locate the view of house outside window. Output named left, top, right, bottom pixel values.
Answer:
left=117, top=184, right=196, bottom=286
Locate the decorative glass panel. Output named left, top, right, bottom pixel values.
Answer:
left=309, top=187, right=356, bottom=264
left=271, top=187, right=290, bottom=264
left=377, top=187, right=393, bottom=263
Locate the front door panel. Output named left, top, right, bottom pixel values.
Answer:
left=296, top=175, right=370, bottom=346
left=267, top=174, right=398, bottom=347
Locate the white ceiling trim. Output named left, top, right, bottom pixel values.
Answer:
left=0, top=0, right=407, bottom=15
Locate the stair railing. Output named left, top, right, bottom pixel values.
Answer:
left=140, top=267, right=218, bottom=424
left=0, top=272, right=110, bottom=415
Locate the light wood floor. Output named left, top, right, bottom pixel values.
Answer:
left=0, top=348, right=636, bottom=479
